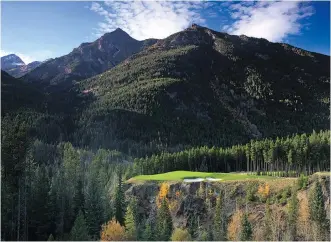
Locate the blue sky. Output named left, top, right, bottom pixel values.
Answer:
left=1, top=1, right=330, bottom=64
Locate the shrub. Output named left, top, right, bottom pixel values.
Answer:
left=257, top=183, right=270, bottom=202
left=246, top=182, right=258, bottom=202
left=100, top=219, right=125, bottom=241
left=297, top=174, right=308, bottom=190
left=171, top=228, right=192, bottom=241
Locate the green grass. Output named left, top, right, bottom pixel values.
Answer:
left=129, top=170, right=277, bottom=182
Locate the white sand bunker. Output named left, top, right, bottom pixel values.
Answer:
left=205, top=177, right=223, bottom=181
left=183, top=177, right=222, bottom=182
left=183, top=178, right=205, bottom=183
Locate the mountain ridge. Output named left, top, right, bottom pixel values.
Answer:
left=1, top=25, right=329, bottom=155
left=73, top=25, right=329, bottom=152
left=22, top=29, right=158, bottom=89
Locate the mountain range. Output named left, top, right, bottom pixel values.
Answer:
left=21, top=28, right=157, bottom=89
left=1, top=24, right=330, bottom=155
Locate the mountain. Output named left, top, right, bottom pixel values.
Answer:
left=22, top=28, right=158, bottom=88
left=73, top=24, right=330, bottom=152
left=1, top=54, right=25, bottom=69
left=1, top=54, right=42, bottom=78
left=1, top=25, right=329, bottom=154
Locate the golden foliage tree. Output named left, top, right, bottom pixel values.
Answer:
left=100, top=219, right=125, bottom=241
left=257, top=183, right=270, bottom=202
left=171, top=228, right=192, bottom=241
left=227, top=209, right=243, bottom=241
left=157, top=183, right=169, bottom=208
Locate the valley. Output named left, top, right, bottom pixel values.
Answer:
left=1, top=23, right=330, bottom=241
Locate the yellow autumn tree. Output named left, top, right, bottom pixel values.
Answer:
left=227, top=209, right=243, bottom=241
left=100, top=219, right=125, bottom=241
left=257, top=183, right=270, bottom=201
left=157, top=183, right=169, bottom=208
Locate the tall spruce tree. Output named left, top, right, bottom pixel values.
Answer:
left=124, top=197, right=138, bottom=240
left=239, top=213, right=252, bottom=241
left=263, top=199, right=272, bottom=241
left=156, top=198, right=173, bottom=241
left=213, top=195, right=227, bottom=240
left=70, top=210, right=90, bottom=241
left=287, top=188, right=298, bottom=240
left=115, top=171, right=125, bottom=226
left=84, top=170, right=104, bottom=239
left=309, top=180, right=329, bottom=240
left=143, top=220, right=154, bottom=241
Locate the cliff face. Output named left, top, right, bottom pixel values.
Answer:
left=125, top=174, right=330, bottom=241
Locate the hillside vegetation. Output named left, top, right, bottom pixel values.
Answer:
left=73, top=25, right=329, bottom=154
left=1, top=25, right=330, bottom=241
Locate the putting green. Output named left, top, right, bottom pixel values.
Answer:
left=130, top=171, right=276, bottom=182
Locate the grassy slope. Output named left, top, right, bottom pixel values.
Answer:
left=129, top=170, right=276, bottom=182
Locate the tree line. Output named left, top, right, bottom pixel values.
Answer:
left=133, top=130, right=330, bottom=176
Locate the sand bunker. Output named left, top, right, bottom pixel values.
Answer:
left=183, top=178, right=205, bottom=182
left=205, top=177, right=223, bottom=181
left=183, top=177, right=222, bottom=182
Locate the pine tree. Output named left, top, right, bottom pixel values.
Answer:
left=143, top=220, right=153, bottom=241
left=84, top=170, right=104, bottom=239
left=47, top=234, right=54, bottom=241
left=115, top=172, right=125, bottom=226
left=309, top=181, right=328, bottom=240
left=239, top=213, right=252, bottom=241
left=187, top=213, right=201, bottom=239
left=73, top=178, right=85, bottom=217
left=287, top=188, right=298, bottom=240
left=156, top=198, right=173, bottom=241
left=213, top=195, right=226, bottom=240
left=263, top=199, right=272, bottom=241
left=69, top=210, right=90, bottom=241
left=124, top=197, right=138, bottom=240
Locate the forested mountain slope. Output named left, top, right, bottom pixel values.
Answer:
left=75, top=25, right=330, bottom=153
left=22, top=28, right=157, bottom=89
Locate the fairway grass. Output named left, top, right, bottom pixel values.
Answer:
left=129, top=170, right=277, bottom=182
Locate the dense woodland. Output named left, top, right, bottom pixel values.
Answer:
left=134, top=130, right=330, bottom=175
left=1, top=125, right=330, bottom=241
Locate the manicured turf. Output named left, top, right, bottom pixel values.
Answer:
left=130, top=170, right=276, bottom=182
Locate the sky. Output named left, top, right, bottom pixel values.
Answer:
left=1, top=0, right=330, bottom=64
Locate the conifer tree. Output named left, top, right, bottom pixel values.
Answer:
left=115, top=171, right=125, bottom=226
left=143, top=220, right=154, bottom=241
left=69, top=210, right=90, bottom=241
left=263, top=199, right=272, bottom=241
left=213, top=195, right=226, bottom=240
left=287, top=188, right=298, bottom=240
left=309, top=181, right=328, bottom=240
left=156, top=198, right=173, bottom=241
left=124, top=197, right=138, bottom=240
left=84, top=170, right=104, bottom=239
left=239, top=213, right=252, bottom=241
left=47, top=234, right=54, bottom=241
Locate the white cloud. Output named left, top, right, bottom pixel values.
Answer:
left=223, top=1, right=315, bottom=42
left=90, top=1, right=208, bottom=40
left=0, top=50, right=53, bottom=64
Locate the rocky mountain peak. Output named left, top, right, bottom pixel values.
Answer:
left=1, top=54, right=25, bottom=69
